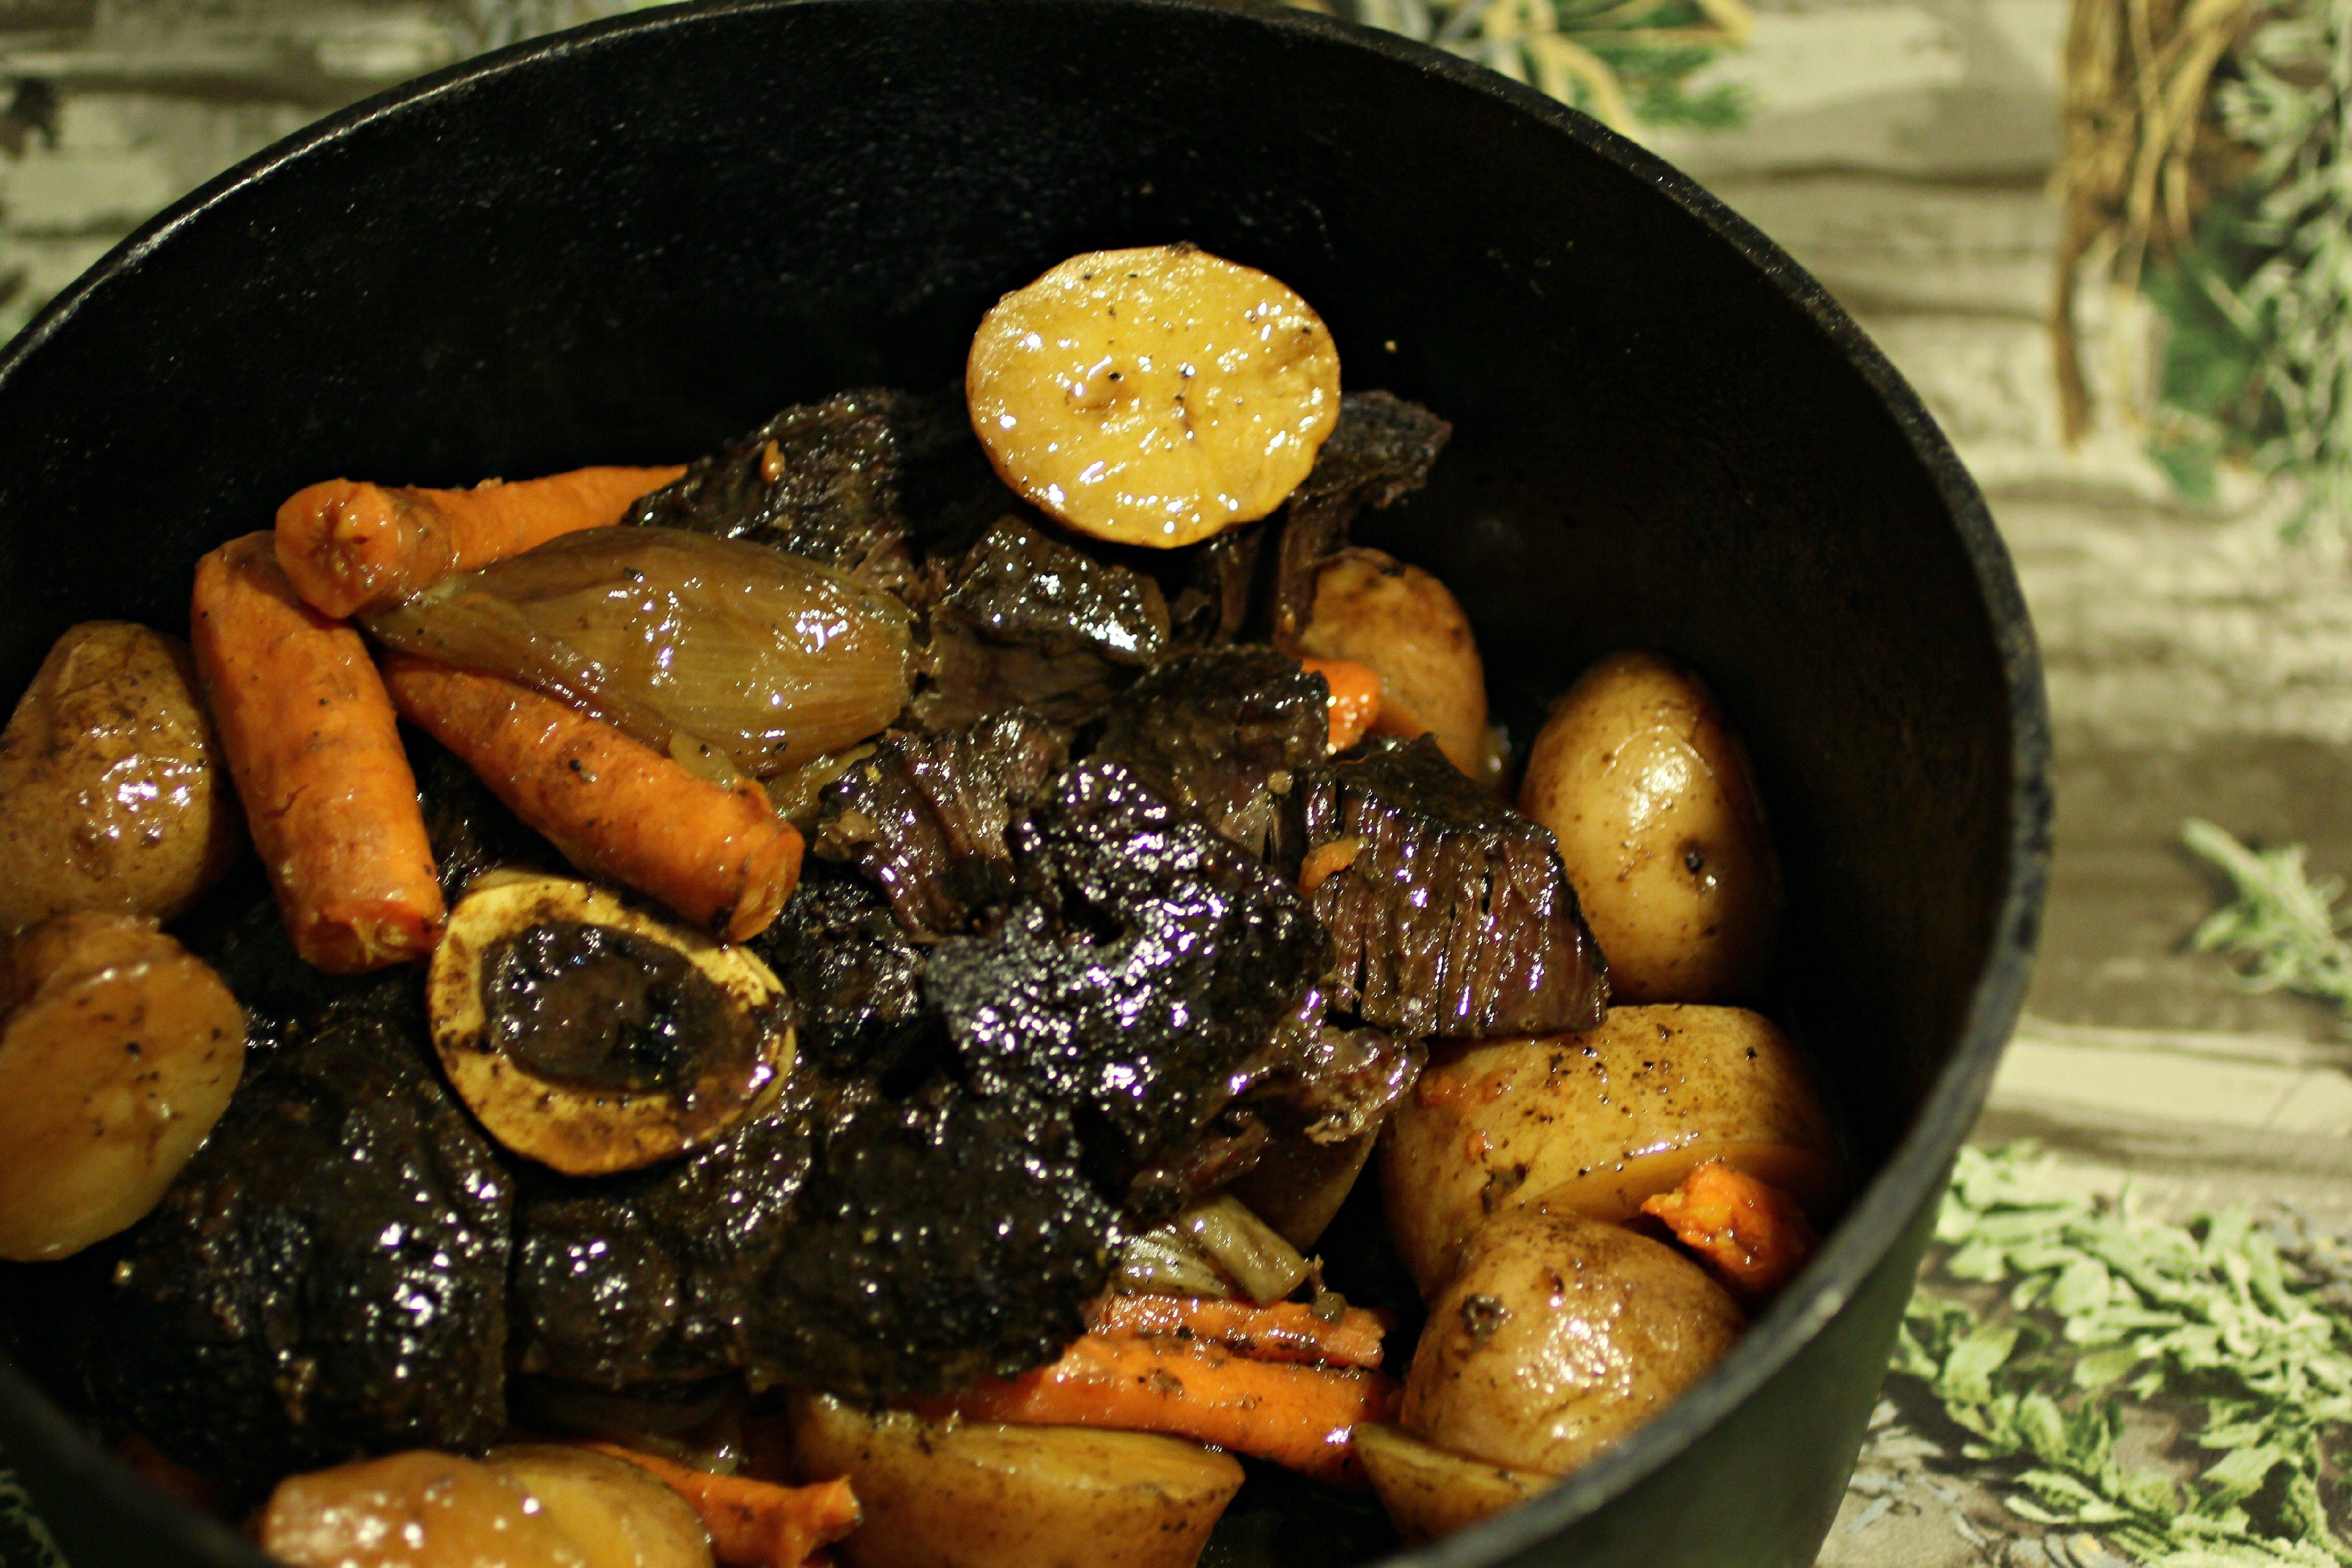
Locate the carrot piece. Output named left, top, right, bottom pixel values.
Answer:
left=922, top=1333, right=1398, bottom=1488
left=275, top=464, right=686, bottom=619
left=1298, top=837, right=1365, bottom=895
left=381, top=655, right=801, bottom=940
left=581, top=1444, right=860, bottom=1568
left=1091, top=1294, right=1390, bottom=1369
left=1641, top=1159, right=1820, bottom=1302
left=1299, top=656, right=1382, bottom=752
left=191, top=533, right=445, bottom=972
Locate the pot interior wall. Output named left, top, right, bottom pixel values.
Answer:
left=0, top=0, right=2022, bottom=1558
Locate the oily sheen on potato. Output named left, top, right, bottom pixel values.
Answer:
left=1380, top=1005, right=1840, bottom=1296
left=1401, top=1200, right=1744, bottom=1477
left=1355, top=1423, right=1554, bottom=1544
left=967, top=245, right=1341, bottom=548
left=1519, top=651, right=1779, bottom=1004
left=790, top=1394, right=1243, bottom=1568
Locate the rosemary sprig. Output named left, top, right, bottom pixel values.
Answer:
left=1902, top=1143, right=2352, bottom=1565
left=2181, top=818, right=2352, bottom=1026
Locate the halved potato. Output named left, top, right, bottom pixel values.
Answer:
left=260, top=1450, right=590, bottom=1568
left=967, top=245, right=1341, bottom=549
left=1380, top=1005, right=1839, bottom=1296
left=789, top=1393, right=1243, bottom=1568
left=488, top=1445, right=714, bottom=1568
left=1355, top=1423, right=1553, bottom=1543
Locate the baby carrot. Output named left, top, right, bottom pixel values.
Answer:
left=1299, top=656, right=1382, bottom=752
left=191, top=533, right=444, bottom=972
left=381, top=655, right=801, bottom=940
left=582, top=1444, right=860, bottom=1568
left=275, top=464, right=686, bottom=619
left=1090, top=1294, right=1390, bottom=1369
left=1641, top=1159, right=1819, bottom=1303
left=922, top=1333, right=1398, bottom=1488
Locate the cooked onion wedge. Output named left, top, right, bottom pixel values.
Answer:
left=427, top=873, right=791, bottom=1175
left=968, top=245, right=1341, bottom=548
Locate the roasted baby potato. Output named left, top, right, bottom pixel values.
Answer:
left=1355, top=1422, right=1554, bottom=1543
left=261, top=1450, right=591, bottom=1568
left=1380, top=1005, right=1839, bottom=1296
left=487, top=1446, right=715, bottom=1568
left=0, top=621, right=241, bottom=931
left=1518, top=651, right=1777, bottom=1002
left=0, top=914, right=245, bottom=1261
left=789, top=1393, right=1244, bottom=1568
left=1402, top=1198, right=1743, bottom=1476
left=968, top=245, right=1341, bottom=549
left=1294, top=549, right=1492, bottom=779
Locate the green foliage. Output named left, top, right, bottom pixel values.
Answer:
left=1309, top=0, right=1750, bottom=134
left=1903, top=1143, right=2352, bottom=1564
left=2144, top=0, right=2352, bottom=533
left=2181, top=818, right=2352, bottom=1028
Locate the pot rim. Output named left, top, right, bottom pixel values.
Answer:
left=0, top=3, right=2053, bottom=1563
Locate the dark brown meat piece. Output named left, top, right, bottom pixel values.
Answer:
left=750, top=865, right=934, bottom=1082
left=1272, top=391, right=1453, bottom=646
left=412, top=726, right=552, bottom=900
left=927, top=760, right=1330, bottom=1214
left=624, top=389, right=993, bottom=594
left=740, top=1084, right=1117, bottom=1399
left=1091, top=647, right=1327, bottom=860
left=510, top=1082, right=834, bottom=1390
left=85, top=1005, right=510, bottom=1495
left=1288, top=735, right=1608, bottom=1038
left=914, top=515, right=1170, bottom=728
left=811, top=708, right=1067, bottom=936
left=1166, top=523, right=1264, bottom=647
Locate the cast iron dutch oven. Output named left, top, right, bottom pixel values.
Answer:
left=0, top=0, right=2051, bottom=1562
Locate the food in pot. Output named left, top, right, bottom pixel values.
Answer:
left=0, top=622, right=242, bottom=930
left=0, top=244, right=1839, bottom=1564
left=1519, top=650, right=1780, bottom=1003
left=968, top=245, right=1341, bottom=548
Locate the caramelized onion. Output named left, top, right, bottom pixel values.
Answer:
left=364, top=529, right=913, bottom=776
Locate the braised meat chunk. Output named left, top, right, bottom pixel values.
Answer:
left=1092, top=647, right=1327, bottom=859
left=1290, top=735, right=1609, bottom=1038
left=752, top=866, right=934, bottom=1081
left=1272, top=391, right=1453, bottom=645
left=86, top=1008, right=510, bottom=1495
left=624, top=388, right=990, bottom=592
left=510, top=1085, right=830, bottom=1390
left=812, top=709, right=1068, bottom=937
left=928, top=760, right=1331, bottom=1211
left=916, top=515, right=1171, bottom=727
left=741, top=1085, right=1117, bottom=1400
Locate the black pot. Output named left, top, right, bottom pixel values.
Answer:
left=0, top=2, right=2050, bottom=1563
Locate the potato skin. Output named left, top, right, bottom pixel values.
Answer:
left=790, top=1394, right=1244, bottom=1568
left=1518, top=651, right=1774, bottom=1003
left=0, top=914, right=246, bottom=1261
left=487, top=1446, right=714, bottom=1568
left=1379, top=1006, right=1838, bottom=1296
left=1296, top=549, right=1493, bottom=778
left=1402, top=1199, right=1743, bottom=1476
left=261, top=1451, right=591, bottom=1568
left=1356, top=1422, right=1553, bottom=1543
left=0, top=622, right=241, bottom=931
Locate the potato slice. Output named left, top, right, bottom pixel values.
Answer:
left=967, top=245, right=1341, bottom=548
left=1356, top=1423, right=1554, bottom=1543
left=1380, top=1006, right=1839, bottom=1296
left=789, top=1393, right=1243, bottom=1568
left=0, top=914, right=244, bottom=1261
left=261, top=1451, right=590, bottom=1568
left=488, top=1446, right=714, bottom=1568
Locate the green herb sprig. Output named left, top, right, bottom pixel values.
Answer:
left=1901, top=1143, right=2352, bottom=1565
left=2181, top=818, right=2352, bottom=1028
